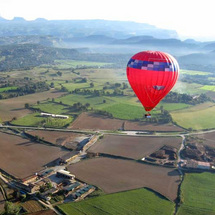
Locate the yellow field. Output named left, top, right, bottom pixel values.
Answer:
left=171, top=102, right=215, bottom=130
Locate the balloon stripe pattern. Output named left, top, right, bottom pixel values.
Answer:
left=127, top=59, right=177, bottom=72
left=127, top=51, right=179, bottom=112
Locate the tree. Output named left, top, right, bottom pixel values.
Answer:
left=57, top=71, right=62, bottom=76
left=50, top=82, right=55, bottom=88
left=4, top=201, right=21, bottom=215
left=24, top=103, right=30, bottom=109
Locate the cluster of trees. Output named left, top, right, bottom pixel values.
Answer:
left=141, top=109, right=172, bottom=124
left=94, top=110, right=113, bottom=118
left=103, top=82, right=128, bottom=90
left=71, top=88, right=124, bottom=96
left=181, top=74, right=212, bottom=85
left=71, top=102, right=91, bottom=111
left=163, top=92, right=210, bottom=104
left=0, top=81, right=50, bottom=100
left=0, top=44, right=79, bottom=71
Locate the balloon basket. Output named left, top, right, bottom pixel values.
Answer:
left=145, top=113, right=151, bottom=118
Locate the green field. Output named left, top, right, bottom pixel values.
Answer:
left=54, top=93, right=191, bottom=120
left=180, top=69, right=211, bottom=76
left=0, top=86, right=18, bottom=92
left=172, top=81, right=204, bottom=95
left=54, top=60, right=112, bottom=69
left=11, top=112, right=73, bottom=128
left=33, top=102, right=70, bottom=115
left=171, top=102, right=215, bottom=130
left=200, top=85, right=215, bottom=92
left=57, top=188, right=175, bottom=215
left=177, top=172, right=215, bottom=215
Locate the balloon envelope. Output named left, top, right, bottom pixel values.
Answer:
left=127, top=51, right=179, bottom=112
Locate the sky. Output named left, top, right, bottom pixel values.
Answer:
left=0, top=0, right=214, bottom=41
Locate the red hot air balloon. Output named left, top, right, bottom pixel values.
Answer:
left=127, top=51, right=179, bottom=114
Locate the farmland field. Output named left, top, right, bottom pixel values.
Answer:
left=69, top=112, right=184, bottom=131
left=177, top=172, right=215, bottom=215
left=68, top=157, right=180, bottom=201
left=200, top=85, right=215, bottom=92
left=89, top=135, right=182, bottom=160
left=194, top=131, right=215, bottom=148
left=0, top=192, right=4, bottom=212
left=21, top=200, right=45, bottom=213
left=171, top=102, right=215, bottom=130
left=180, top=69, right=211, bottom=76
left=69, top=112, right=124, bottom=130
left=0, top=132, right=69, bottom=179
left=11, top=112, right=73, bottom=128
left=26, top=130, right=90, bottom=149
left=58, top=188, right=175, bottom=215
left=27, top=210, right=57, bottom=215
left=54, top=60, right=112, bottom=69
left=172, top=81, right=204, bottom=95
left=0, top=90, right=65, bottom=122
left=33, top=101, right=70, bottom=115
left=0, top=86, right=18, bottom=92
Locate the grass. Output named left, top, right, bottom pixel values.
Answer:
left=33, top=102, right=70, bottom=115
left=57, top=188, right=175, bottom=215
left=172, top=81, right=204, bottom=95
left=54, top=60, right=112, bottom=69
left=177, top=172, right=215, bottom=215
left=0, top=86, right=18, bottom=92
left=200, top=85, right=215, bottom=92
left=54, top=93, right=192, bottom=120
left=180, top=69, right=211, bottom=76
left=11, top=112, right=73, bottom=128
left=171, top=102, right=215, bottom=130
left=101, top=103, right=144, bottom=120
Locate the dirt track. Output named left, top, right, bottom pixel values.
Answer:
left=68, top=157, right=180, bottom=201
left=89, top=134, right=181, bottom=160
left=0, top=132, right=69, bottom=179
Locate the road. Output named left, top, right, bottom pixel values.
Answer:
left=1, top=123, right=215, bottom=214
left=177, top=135, right=186, bottom=175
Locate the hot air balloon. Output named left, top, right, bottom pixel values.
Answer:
left=126, top=51, right=179, bottom=117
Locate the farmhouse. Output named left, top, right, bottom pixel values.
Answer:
left=185, top=160, right=211, bottom=169
left=41, top=112, right=69, bottom=119
left=57, top=170, right=75, bottom=179
left=197, top=161, right=211, bottom=169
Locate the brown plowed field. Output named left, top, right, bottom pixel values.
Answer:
left=69, top=112, right=123, bottom=130
left=124, top=121, right=184, bottom=132
left=0, top=192, right=4, bottom=212
left=69, top=112, right=183, bottom=132
left=0, top=132, right=69, bottom=179
left=28, top=210, right=57, bottom=215
left=26, top=130, right=89, bottom=149
left=0, top=90, right=65, bottom=122
left=88, top=135, right=181, bottom=160
left=21, top=200, right=44, bottom=213
left=194, top=132, right=215, bottom=148
left=68, top=157, right=180, bottom=201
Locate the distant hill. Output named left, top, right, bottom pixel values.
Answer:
left=0, top=44, right=79, bottom=71
left=178, top=50, right=215, bottom=72
left=0, top=44, right=130, bottom=71
left=0, top=17, right=178, bottom=39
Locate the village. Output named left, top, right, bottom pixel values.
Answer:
left=0, top=118, right=215, bottom=214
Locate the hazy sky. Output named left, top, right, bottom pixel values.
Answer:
left=0, top=0, right=214, bottom=41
